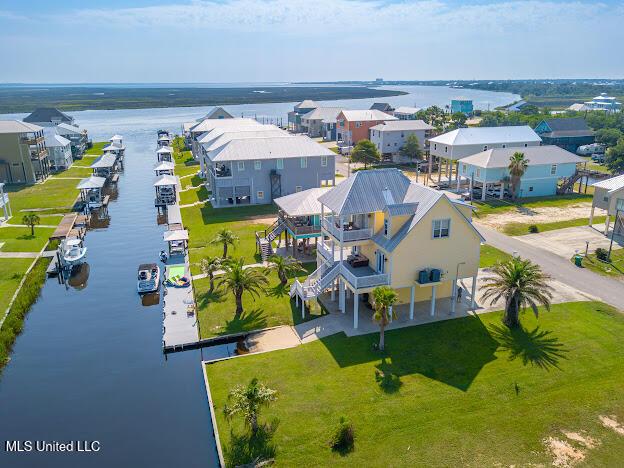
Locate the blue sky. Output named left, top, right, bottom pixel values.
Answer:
left=1, top=0, right=623, bottom=83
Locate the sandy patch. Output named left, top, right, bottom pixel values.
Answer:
left=543, top=436, right=586, bottom=467
left=599, top=415, right=624, bottom=436
left=478, top=203, right=606, bottom=230
left=562, top=431, right=599, bottom=449
left=247, top=215, right=277, bottom=225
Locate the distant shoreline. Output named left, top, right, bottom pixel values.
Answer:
left=0, top=85, right=407, bottom=114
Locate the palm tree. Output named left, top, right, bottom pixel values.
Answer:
left=199, top=256, right=221, bottom=294
left=223, top=378, right=277, bottom=434
left=372, top=286, right=398, bottom=351
left=217, top=258, right=269, bottom=315
left=508, top=152, right=529, bottom=200
left=211, top=228, right=239, bottom=258
left=480, top=257, right=554, bottom=329
left=267, top=255, right=305, bottom=285
left=22, top=214, right=40, bottom=236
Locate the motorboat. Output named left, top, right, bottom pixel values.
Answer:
left=60, top=238, right=87, bottom=268
left=137, top=263, right=160, bottom=294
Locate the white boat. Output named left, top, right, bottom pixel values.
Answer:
left=61, top=238, right=87, bottom=267
left=137, top=263, right=160, bottom=294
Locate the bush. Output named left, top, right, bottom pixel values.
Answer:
left=595, top=247, right=610, bottom=262
left=528, top=225, right=539, bottom=234
left=329, top=416, right=355, bottom=454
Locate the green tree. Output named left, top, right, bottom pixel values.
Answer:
left=399, top=134, right=423, bottom=160
left=451, top=112, right=467, bottom=127
left=223, top=378, right=277, bottom=434
left=267, top=255, right=305, bottom=286
left=372, top=285, right=398, bottom=351
left=211, top=228, right=239, bottom=258
left=350, top=139, right=381, bottom=169
left=480, top=257, right=553, bottom=329
left=605, top=138, right=624, bottom=174
left=508, top=152, right=529, bottom=200
left=595, top=128, right=623, bottom=148
left=199, top=256, right=222, bottom=294
left=22, top=214, right=40, bottom=236
left=217, top=258, right=269, bottom=315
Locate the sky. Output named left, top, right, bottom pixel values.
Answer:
left=1, top=0, right=623, bottom=83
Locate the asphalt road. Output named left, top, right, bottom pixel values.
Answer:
left=477, top=224, right=624, bottom=311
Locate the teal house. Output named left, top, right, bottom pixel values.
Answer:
left=534, top=118, right=594, bottom=153
left=458, top=145, right=584, bottom=199
left=451, top=99, right=473, bottom=115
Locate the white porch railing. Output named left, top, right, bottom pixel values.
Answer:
left=317, top=240, right=333, bottom=262
left=341, top=265, right=390, bottom=290
left=321, top=218, right=373, bottom=243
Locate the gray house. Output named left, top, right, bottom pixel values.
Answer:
left=207, top=135, right=336, bottom=207
left=369, top=120, right=433, bottom=157
left=300, top=107, right=342, bottom=139
left=23, top=107, right=75, bottom=127
left=44, top=131, right=73, bottom=170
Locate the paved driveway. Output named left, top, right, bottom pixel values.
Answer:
left=516, top=223, right=623, bottom=259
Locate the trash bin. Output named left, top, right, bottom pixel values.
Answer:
left=574, top=255, right=583, bottom=267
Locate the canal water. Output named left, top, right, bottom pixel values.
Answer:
left=0, top=85, right=517, bottom=467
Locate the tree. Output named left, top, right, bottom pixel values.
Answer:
left=22, top=214, right=40, bottom=236
left=350, top=139, right=381, bottom=169
left=211, top=228, right=239, bottom=258
left=450, top=112, right=467, bottom=128
left=372, top=286, right=398, bottom=351
left=267, top=255, right=305, bottom=286
left=508, top=152, right=529, bottom=200
left=217, top=258, right=269, bottom=315
left=480, top=257, right=553, bottom=329
left=596, top=128, right=624, bottom=148
left=199, top=256, right=222, bottom=294
left=223, top=378, right=277, bottom=434
left=399, top=134, right=423, bottom=161
left=605, top=138, right=624, bottom=174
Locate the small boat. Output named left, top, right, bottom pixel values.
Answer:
left=137, top=263, right=160, bottom=294
left=60, top=238, right=87, bottom=267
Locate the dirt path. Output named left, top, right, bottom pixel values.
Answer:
left=478, top=202, right=606, bottom=230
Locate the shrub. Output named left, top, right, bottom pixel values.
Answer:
left=329, top=416, right=355, bottom=454
left=595, top=247, right=610, bottom=262
left=528, top=225, right=539, bottom=234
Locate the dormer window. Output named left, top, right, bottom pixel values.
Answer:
left=384, top=219, right=389, bottom=236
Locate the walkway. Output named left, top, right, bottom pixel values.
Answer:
left=476, top=223, right=624, bottom=309
left=162, top=254, right=199, bottom=350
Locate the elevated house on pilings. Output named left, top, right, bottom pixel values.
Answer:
left=77, top=175, right=109, bottom=218
left=154, top=174, right=180, bottom=213
left=154, top=160, right=175, bottom=176
left=590, top=174, right=624, bottom=237
left=156, top=146, right=173, bottom=162
left=157, top=134, right=172, bottom=148
left=90, top=153, right=120, bottom=180
left=290, top=168, right=483, bottom=328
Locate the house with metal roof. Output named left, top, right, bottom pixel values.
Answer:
left=369, top=120, right=433, bottom=158
left=290, top=168, right=483, bottom=328
left=0, top=120, right=51, bottom=184
left=287, top=100, right=318, bottom=132
left=393, top=106, right=421, bottom=120
left=534, top=118, right=595, bottom=153
left=300, top=107, right=343, bottom=140
left=589, top=174, right=624, bottom=236
left=44, top=130, right=73, bottom=171
left=199, top=107, right=234, bottom=120
left=370, top=103, right=394, bottom=113
left=23, top=107, right=75, bottom=127
left=55, top=123, right=89, bottom=158
left=458, top=145, right=585, bottom=199
left=336, top=109, right=397, bottom=147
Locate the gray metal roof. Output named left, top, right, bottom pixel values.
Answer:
left=339, top=110, right=397, bottom=122
left=90, top=153, right=117, bottom=169
left=459, top=145, right=585, bottom=169
left=56, top=123, right=82, bottom=134
left=203, top=129, right=286, bottom=153
left=0, top=120, right=43, bottom=134
left=429, top=125, right=541, bottom=146
left=592, top=174, right=624, bottom=193
left=43, top=130, right=70, bottom=147
left=77, top=176, right=106, bottom=190
left=210, top=135, right=335, bottom=162
left=301, top=107, right=343, bottom=124
left=154, top=161, right=175, bottom=171
left=191, top=118, right=259, bottom=134
left=201, top=107, right=234, bottom=120
left=370, top=120, right=433, bottom=132
left=23, top=107, right=73, bottom=124
left=393, top=106, right=421, bottom=115
left=385, top=202, right=419, bottom=217
left=154, top=174, right=180, bottom=186
left=274, top=187, right=332, bottom=216
left=156, top=146, right=173, bottom=153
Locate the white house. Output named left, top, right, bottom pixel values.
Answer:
left=369, top=120, right=433, bottom=158
left=43, top=130, right=73, bottom=171
left=300, top=107, right=343, bottom=140
left=590, top=174, right=624, bottom=235
left=393, top=106, right=421, bottom=120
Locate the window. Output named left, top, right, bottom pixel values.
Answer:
left=502, top=144, right=506, bottom=148
left=384, top=219, right=389, bottom=236
left=295, top=186, right=303, bottom=192
left=462, top=164, right=466, bottom=174
left=529, top=186, right=534, bottom=192
left=387, top=143, right=391, bottom=147
left=483, top=145, right=488, bottom=151
left=355, top=122, right=361, bottom=128
left=434, top=144, right=437, bottom=150
left=254, top=160, right=261, bottom=170
left=550, top=164, right=557, bottom=175
left=445, top=146, right=448, bottom=153
left=432, top=219, right=450, bottom=238
left=524, top=143, right=528, bottom=147
left=257, top=191, right=264, bottom=199
left=276, top=158, right=283, bottom=169
left=300, top=157, right=307, bottom=168
left=400, top=133, right=404, bottom=138
left=237, top=161, right=245, bottom=171
left=321, top=155, right=328, bottom=167
left=476, top=168, right=481, bottom=178
left=617, top=198, right=624, bottom=211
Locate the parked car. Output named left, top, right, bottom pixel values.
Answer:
left=577, top=143, right=605, bottom=156
left=591, top=153, right=605, bottom=163
left=486, top=185, right=511, bottom=198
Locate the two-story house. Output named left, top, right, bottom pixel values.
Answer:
left=56, top=123, right=89, bottom=158
left=291, top=168, right=483, bottom=328
left=0, top=121, right=50, bottom=184
left=534, top=118, right=595, bottom=153
left=23, top=107, right=75, bottom=127
left=300, top=107, right=343, bottom=140
left=287, top=100, right=318, bottom=133
left=369, top=120, right=433, bottom=158
left=44, top=130, right=73, bottom=171
left=589, top=174, right=624, bottom=236
left=336, top=110, right=397, bottom=147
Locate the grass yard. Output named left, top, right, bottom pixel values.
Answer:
left=206, top=301, right=624, bottom=467
left=179, top=185, right=209, bottom=205
left=6, top=178, right=79, bottom=213
left=51, top=165, right=94, bottom=178
left=84, top=141, right=107, bottom=156
left=181, top=203, right=277, bottom=274
left=176, top=164, right=201, bottom=178
left=479, top=244, right=512, bottom=268
left=6, top=214, right=64, bottom=226
left=0, top=227, right=55, bottom=252
left=472, top=194, right=593, bottom=219
left=0, top=258, right=33, bottom=313
left=195, top=263, right=322, bottom=339
left=576, top=249, right=624, bottom=278
left=503, top=216, right=607, bottom=236
left=72, top=155, right=99, bottom=167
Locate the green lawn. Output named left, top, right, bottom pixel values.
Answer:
left=0, top=227, right=55, bottom=252
left=176, top=164, right=201, bottom=178
left=52, top=165, right=93, bottom=178
left=182, top=203, right=277, bottom=274
left=6, top=214, right=64, bottom=226
left=473, top=194, right=593, bottom=219
left=72, top=155, right=99, bottom=167
left=179, top=185, right=209, bottom=205
left=195, top=263, right=322, bottom=339
left=6, top=179, right=79, bottom=213
left=0, top=258, right=33, bottom=312
left=576, top=249, right=624, bottom=278
left=206, top=302, right=624, bottom=467
left=84, top=141, right=107, bottom=156
left=479, top=244, right=512, bottom=268
left=503, top=216, right=606, bottom=236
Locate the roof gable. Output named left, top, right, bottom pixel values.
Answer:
left=23, top=107, right=73, bottom=124
left=429, top=126, right=541, bottom=146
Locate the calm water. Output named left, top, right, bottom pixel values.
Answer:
left=0, top=85, right=517, bottom=467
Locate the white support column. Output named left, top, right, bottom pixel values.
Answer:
left=339, top=279, right=345, bottom=313
left=450, top=281, right=456, bottom=315
left=409, top=285, right=415, bottom=320
left=589, top=204, right=595, bottom=226
left=389, top=305, right=393, bottom=323
left=499, top=184, right=504, bottom=199
left=430, top=285, right=437, bottom=317
left=456, top=173, right=461, bottom=190
left=471, top=274, right=477, bottom=310
left=353, top=292, right=359, bottom=329
left=605, top=215, right=611, bottom=235
left=295, top=294, right=299, bottom=306
left=301, top=297, right=305, bottom=319
left=331, top=278, right=336, bottom=301
left=481, top=182, right=487, bottom=201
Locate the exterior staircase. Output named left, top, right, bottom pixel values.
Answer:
left=255, top=219, right=285, bottom=261
left=290, top=261, right=341, bottom=301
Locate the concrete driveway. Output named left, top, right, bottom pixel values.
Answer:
left=515, top=223, right=623, bottom=259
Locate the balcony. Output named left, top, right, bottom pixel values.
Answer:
left=21, top=135, right=44, bottom=145
left=321, top=217, right=372, bottom=243
left=30, top=148, right=48, bottom=160
left=341, top=261, right=390, bottom=290
left=283, top=217, right=321, bottom=237
left=211, top=165, right=232, bottom=178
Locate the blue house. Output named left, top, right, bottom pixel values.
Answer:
left=451, top=99, right=473, bottom=115
left=534, top=118, right=595, bottom=153
left=458, top=145, right=585, bottom=199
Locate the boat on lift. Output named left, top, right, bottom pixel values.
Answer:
left=137, top=263, right=161, bottom=294
left=60, top=238, right=88, bottom=268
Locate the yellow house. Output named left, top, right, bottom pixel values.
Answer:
left=291, top=168, right=484, bottom=328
